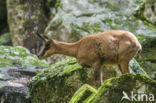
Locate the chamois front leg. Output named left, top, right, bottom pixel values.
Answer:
left=93, top=62, right=103, bottom=88
left=119, top=61, right=130, bottom=74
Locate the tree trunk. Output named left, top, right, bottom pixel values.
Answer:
left=7, top=0, right=47, bottom=53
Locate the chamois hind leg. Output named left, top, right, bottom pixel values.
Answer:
left=93, top=62, right=103, bottom=88
left=119, top=61, right=130, bottom=74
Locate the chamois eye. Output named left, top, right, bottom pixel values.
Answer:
left=45, top=43, right=50, bottom=49
left=40, top=43, right=50, bottom=57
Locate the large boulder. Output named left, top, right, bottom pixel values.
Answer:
left=45, top=0, right=156, bottom=40
left=44, top=0, right=156, bottom=63
left=29, top=57, right=148, bottom=103
left=29, top=58, right=96, bottom=103
left=70, top=74, right=156, bottom=103
left=0, top=46, right=48, bottom=103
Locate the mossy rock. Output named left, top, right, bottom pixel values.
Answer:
left=29, top=58, right=96, bottom=103
left=29, top=57, right=148, bottom=103
left=90, top=74, right=156, bottom=103
left=0, top=46, right=48, bottom=103
left=70, top=74, right=156, bottom=103
left=136, top=35, right=156, bottom=79
left=0, top=46, right=48, bottom=67
left=69, top=84, right=97, bottom=103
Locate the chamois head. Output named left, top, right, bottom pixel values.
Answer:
left=37, top=33, right=55, bottom=59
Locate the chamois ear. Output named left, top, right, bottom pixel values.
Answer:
left=37, top=33, right=45, bottom=41
left=37, top=32, right=52, bottom=42
left=43, top=35, right=55, bottom=44
left=43, top=35, right=52, bottom=41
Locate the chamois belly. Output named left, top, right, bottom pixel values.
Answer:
left=77, top=37, right=119, bottom=67
left=77, top=47, right=118, bottom=67
left=99, top=53, right=119, bottom=65
left=77, top=52, right=99, bottom=68
left=96, top=43, right=119, bottom=65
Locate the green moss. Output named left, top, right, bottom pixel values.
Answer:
left=0, top=33, right=11, bottom=45
left=55, top=0, right=62, bottom=8
left=69, top=84, right=97, bottom=103
left=46, top=0, right=62, bottom=9
left=136, top=35, right=156, bottom=47
left=73, top=22, right=103, bottom=34
left=44, top=57, right=82, bottom=77
left=90, top=74, right=156, bottom=103
left=0, top=46, right=48, bottom=67
left=29, top=56, right=149, bottom=103
left=29, top=58, right=82, bottom=92
left=0, top=58, right=12, bottom=67
left=142, top=49, right=156, bottom=61
left=143, top=21, right=156, bottom=31
left=104, top=2, right=120, bottom=11
left=29, top=57, right=96, bottom=103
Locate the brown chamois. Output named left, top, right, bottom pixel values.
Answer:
left=37, top=30, right=142, bottom=87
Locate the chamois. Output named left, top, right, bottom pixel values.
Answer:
left=37, top=30, right=142, bottom=87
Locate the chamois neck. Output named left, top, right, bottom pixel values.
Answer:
left=53, top=40, right=79, bottom=58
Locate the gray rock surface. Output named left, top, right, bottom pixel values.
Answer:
left=0, top=46, right=48, bottom=103
left=0, top=67, right=44, bottom=103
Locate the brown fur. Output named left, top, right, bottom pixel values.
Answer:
left=38, top=30, right=142, bottom=87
